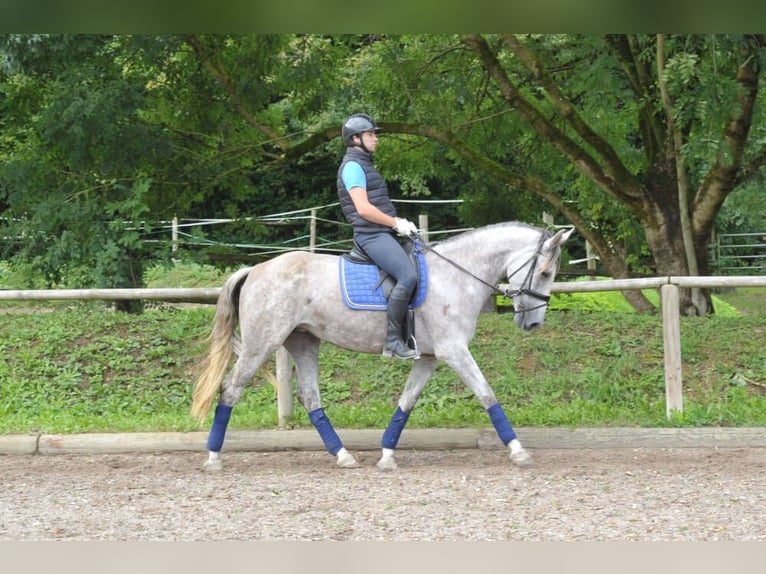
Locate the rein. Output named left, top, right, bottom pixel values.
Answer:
left=414, top=233, right=552, bottom=315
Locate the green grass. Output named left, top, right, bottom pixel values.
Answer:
left=0, top=262, right=764, bottom=434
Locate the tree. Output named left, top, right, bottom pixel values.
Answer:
left=315, top=34, right=766, bottom=314
left=3, top=35, right=764, bottom=316
left=1, top=35, right=177, bottom=310
left=0, top=35, right=314, bottom=306
left=447, top=35, right=766, bottom=313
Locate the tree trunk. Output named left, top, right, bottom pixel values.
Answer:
left=656, top=34, right=706, bottom=316
left=642, top=201, right=714, bottom=316
left=111, top=248, right=145, bottom=314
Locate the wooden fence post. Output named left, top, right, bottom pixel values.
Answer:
left=418, top=214, right=429, bottom=243
left=275, top=349, right=294, bottom=428
left=309, top=208, right=317, bottom=252
left=273, top=208, right=316, bottom=424
left=171, top=216, right=179, bottom=253
left=661, top=283, right=683, bottom=417
left=585, top=241, right=596, bottom=274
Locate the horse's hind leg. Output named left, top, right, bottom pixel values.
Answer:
left=204, top=350, right=271, bottom=471
left=283, top=331, right=359, bottom=469
left=377, top=356, right=440, bottom=470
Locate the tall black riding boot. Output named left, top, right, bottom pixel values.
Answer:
left=383, top=285, right=419, bottom=360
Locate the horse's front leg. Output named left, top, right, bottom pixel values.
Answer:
left=377, top=357, right=440, bottom=470
left=284, top=332, right=359, bottom=469
left=441, top=346, right=533, bottom=468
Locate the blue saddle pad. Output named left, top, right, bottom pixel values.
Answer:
left=339, top=246, right=428, bottom=311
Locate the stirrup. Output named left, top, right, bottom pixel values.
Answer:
left=407, top=334, right=420, bottom=358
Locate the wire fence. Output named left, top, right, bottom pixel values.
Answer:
left=6, top=201, right=762, bottom=275
left=148, top=200, right=469, bottom=257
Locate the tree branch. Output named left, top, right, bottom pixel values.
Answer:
left=693, top=34, right=763, bottom=240
left=281, top=125, right=340, bottom=160
left=385, top=122, right=632, bottom=274
left=501, top=34, right=639, bottom=188
left=183, top=35, right=286, bottom=150
left=462, top=34, right=644, bottom=205
left=734, top=144, right=766, bottom=187
left=604, top=34, right=666, bottom=156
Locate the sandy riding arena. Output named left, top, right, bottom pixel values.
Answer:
left=1, top=446, right=764, bottom=541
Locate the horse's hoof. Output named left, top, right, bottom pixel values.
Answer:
left=336, top=450, right=360, bottom=469
left=376, top=457, right=398, bottom=471
left=510, top=449, right=534, bottom=468
left=203, top=459, right=223, bottom=472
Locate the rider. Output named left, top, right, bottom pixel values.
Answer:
left=337, top=113, right=420, bottom=360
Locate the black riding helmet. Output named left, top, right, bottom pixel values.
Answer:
left=341, top=113, right=382, bottom=148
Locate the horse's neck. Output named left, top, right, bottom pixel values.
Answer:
left=437, top=225, right=536, bottom=283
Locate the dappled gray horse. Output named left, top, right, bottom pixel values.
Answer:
left=191, top=222, right=573, bottom=470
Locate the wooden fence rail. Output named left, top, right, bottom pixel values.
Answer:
left=0, top=287, right=220, bottom=303
left=3, top=276, right=764, bottom=423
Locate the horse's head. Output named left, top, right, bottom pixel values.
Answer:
left=505, top=227, right=573, bottom=331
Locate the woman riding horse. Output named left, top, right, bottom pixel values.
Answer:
left=337, top=113, right=420, bottom=360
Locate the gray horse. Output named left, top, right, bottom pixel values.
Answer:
left=191, top=222, right=573, bottom=471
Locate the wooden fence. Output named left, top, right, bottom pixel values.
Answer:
left=2, top=276, right=765, bottom=424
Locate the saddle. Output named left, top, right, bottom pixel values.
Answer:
left=339, top=238, right=428, bottom=311
left=339, top=239, right=428, bottom=355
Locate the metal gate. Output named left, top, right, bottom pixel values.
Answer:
left=713, top=232, right=766, bottom=275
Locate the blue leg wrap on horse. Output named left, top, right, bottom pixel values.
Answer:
left=308, top=408, right=343, bottom=455
left=488, top=403, right=517, bottom=445
left=382, top=406, right=411, bottom=449
left=207, top=404, right=233, bottom=452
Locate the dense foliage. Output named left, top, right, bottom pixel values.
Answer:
left=1, top=35, right=765, bottom=315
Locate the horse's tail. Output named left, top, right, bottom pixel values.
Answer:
left=190, top=266, right=253, bottom=423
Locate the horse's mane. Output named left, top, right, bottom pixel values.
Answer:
left=433, top=221, right=551, bottom=246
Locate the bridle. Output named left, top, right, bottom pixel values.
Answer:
left=415, top=232, right=553, bottom=316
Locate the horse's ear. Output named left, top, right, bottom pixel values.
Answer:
left=546, top=227, right=574, bottom=249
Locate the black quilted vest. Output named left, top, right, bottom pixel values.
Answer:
left=337, top=147, right=396, bottom=233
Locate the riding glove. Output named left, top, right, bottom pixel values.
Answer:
left=393, top=217, right=418, bottom=238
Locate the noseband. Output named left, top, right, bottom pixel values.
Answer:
left=418, top=232, right=553, bottom=316
left=502, top=234, right=551, bottom=314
